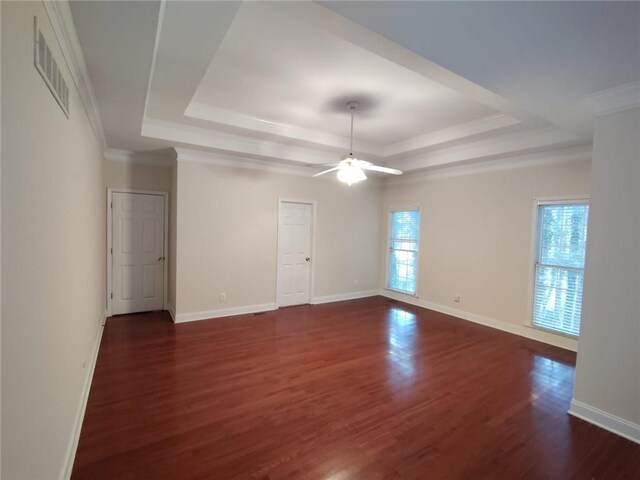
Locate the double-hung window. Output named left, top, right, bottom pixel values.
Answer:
left=532, top=200, right=589, bottom=337
left=387, top=208, right=420, bottom=295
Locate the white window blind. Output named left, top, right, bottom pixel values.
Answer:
left=533, top=202, right=589, bottom=337
left=387, top=209, right=420, bottom=295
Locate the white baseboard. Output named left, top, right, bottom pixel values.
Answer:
left=379, top=289, right=578, bottom=352
left=174, top=303, right=276, bottom=323
left=312, top=289, right=379, bottom=305
left=60, top=312, right=105, bottom=479
left=569, top=399, right=640, bottom=445
left=166, top=303, right=175, bottom=323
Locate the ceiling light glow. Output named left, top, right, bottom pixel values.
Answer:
left=337, top=165, right=367, bottom=186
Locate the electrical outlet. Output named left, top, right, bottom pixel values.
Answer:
left=220, top=292, right=226, bottom=302
left=454, top=294, right=461, bottom=303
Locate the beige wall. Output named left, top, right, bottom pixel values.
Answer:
left=103, top=160, right=172, bottom=193
left=380, top=160, right=591, bottom=347
left=572, top=107, right=640, bottom=432
left=103, top=159, right=175, bottom=316
left=174, top=160, right=381, bottom=317
left=1, top=2, right=105, bottom=478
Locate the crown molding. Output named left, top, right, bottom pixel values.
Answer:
left=184, top=104, right=525, bottom=161
left=142, top=117, right=340, bottom=165
left=175, top=147, right=327, bottom=178
left=184, top=102, right=381, bottom=156
left=387, top=125, right=582, bottom=172
left=104, top=148, right=175, bottom=168
left=382, top=144, right=592, bottom=185
left=42, top=0, right=107, bottom=149
left=142, top=0, right=166, bottom=121
left=143, top=116, right=585, bottom=176
left=590, top=82, right=640, bottom=117
left=174, top=147, right=383, bottom=185
left=382, top=113, right=522, bottom=157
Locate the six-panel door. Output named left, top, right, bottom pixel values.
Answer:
left=112, top=192, right=165, bottom=315
left=277, top=202, right=312, bottom=307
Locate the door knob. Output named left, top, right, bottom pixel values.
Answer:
left=158, top=256, right=165, bottom=261
left=305, top=257, right=310, bottom=262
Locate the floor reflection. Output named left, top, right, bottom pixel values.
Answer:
left=529, top=354, right=575, bottom=414
left=386, top=307, right=417, bottom=382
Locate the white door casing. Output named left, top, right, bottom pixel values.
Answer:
left=111, top=192, right=165, bottom=315
left=277, top=201, right=312, bottom=307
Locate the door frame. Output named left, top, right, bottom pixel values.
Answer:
left=106, top=188, right=169, bottom=316
left=275, top=198, right=316, bottom=308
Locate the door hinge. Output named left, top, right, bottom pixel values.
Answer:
left=110, top=201, right=113, bottom=209
left=110, top=292, right=113, bottom=299
left=110, top=248, right=113, bottom=254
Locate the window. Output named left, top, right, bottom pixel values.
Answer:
left=532, top=201, right=589, bottom=337
left=387, top=208, right=420, bottom=295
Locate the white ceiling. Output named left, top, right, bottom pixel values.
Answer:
left=189, top=2, right=496, bottom=146
left=69, top=0, right=167, bottom=152
left=322, top=1, right=640, bottom=139
left=68, top=1, right=638, bottom=173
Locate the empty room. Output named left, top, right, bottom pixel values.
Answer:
left=1, top=1, right=639, bottom=479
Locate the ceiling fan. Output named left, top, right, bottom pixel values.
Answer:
left=313, top=101, right=403, bottom=185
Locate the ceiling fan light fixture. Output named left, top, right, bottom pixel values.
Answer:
left=311, top=100, right=403, bottom=182
left=337, top=165, right=367, bottom=186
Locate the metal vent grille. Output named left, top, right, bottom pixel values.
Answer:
left=34, top=17, right=69, bottom=117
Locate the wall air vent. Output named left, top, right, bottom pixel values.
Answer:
left=33, top=17, right=70, bottom=117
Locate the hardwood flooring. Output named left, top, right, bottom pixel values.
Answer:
left=72, top=296, right=640, bottom=479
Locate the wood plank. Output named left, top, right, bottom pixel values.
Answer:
left=72, top=296, right=640, bottom=479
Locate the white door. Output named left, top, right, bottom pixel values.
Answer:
left=277, top=202, right=312, bottom=307
left=112, top=192, right=165, bottom=315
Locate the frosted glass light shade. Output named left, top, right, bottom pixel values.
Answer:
left=337, top=166, right=367, bottom=186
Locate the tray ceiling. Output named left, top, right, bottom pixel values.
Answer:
left=67, top=0, right=624, bottom=173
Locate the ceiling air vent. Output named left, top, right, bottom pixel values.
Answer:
left=33, top=17, right=70, bottom=117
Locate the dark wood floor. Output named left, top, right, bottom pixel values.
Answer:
left=73, top=296, right=640, bottom=479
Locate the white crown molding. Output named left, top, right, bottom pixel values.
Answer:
left=184, top=102, right=381, bottom=156
left=104, top=148, right=175, bottom=168
left=589, top=81, right=640, bottom=117
left=42, top=0, right=107, bottom=150
left=175, top=147, right=310, bottom=176
left=145, top=115, right=584, bottom=177
left=569, top=399, right=640, bottom=445
left=143, top=117, right=341, bottom=165
left=382, top=144, right=592, bottom=185
left=387, top=126, right=582, bottom=172
left=174, top=147, right=385, bottom=184
left=383, top=113, right=523, bottom=157
left=184, top=104, right=526, bottom=161
left=141, top=0, right=166, bottom=121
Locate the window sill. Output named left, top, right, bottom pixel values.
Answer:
left=524, top=323, right=579, bottom=340
left=384, top=287, right=418, bottom=298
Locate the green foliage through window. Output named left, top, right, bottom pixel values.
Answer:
left=388, top=210, right=420, bottom=294
left=533, top=203, right=589, bottom=337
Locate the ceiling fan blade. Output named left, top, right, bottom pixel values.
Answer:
left=309, top=162, right=340, bottom=167
left=312, top=166, right=341, bottom=177
left=360, top=164, right=403, bottom=175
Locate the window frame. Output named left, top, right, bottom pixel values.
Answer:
left=527, top=196, right=589, bottom=338
left=385, top=205, right=421, bottom=297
